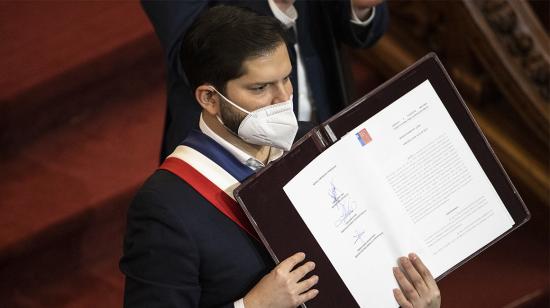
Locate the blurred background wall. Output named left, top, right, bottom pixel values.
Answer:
left=0, top=1, right=165, bottom=306
left=0, top=1, right=547, bottom=307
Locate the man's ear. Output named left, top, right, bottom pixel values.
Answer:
left=195, top=85, right=220, bottom=116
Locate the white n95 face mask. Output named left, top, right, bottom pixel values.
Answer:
left=212, top=88, right=298, bottom=151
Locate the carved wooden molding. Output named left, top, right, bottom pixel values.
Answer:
left=463, top=0, right=549, bottom=144
left=479, top=0, right=549, bottom=99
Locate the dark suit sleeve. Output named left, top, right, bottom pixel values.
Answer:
left=140, top=1, right=208, bottom=77
left=322, top=1, right=389, bottom=49
left=295, top=121, right=315, bottom=141
left=120, top=189, right=205, bottom=307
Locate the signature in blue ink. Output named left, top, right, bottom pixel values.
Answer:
left=353, top=229, right=366, bottom=246
left=334, top=199, right=357, bottom=227
left=328, top=181, right=343, bottom=205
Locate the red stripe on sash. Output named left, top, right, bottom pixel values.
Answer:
left=160, top=157, right=260, bottom=242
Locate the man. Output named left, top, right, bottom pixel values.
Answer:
left=141, top=0, right=389, bottom=161
left=120, top=5, right=441, bottom=308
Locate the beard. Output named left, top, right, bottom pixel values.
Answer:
left=219, top=98, right=247, bottom=135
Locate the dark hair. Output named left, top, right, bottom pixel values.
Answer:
left=181, top=5, right=288, bottom=93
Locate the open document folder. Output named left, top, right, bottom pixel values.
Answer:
left=234, top=53, right=530, bottom=308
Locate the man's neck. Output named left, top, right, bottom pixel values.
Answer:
left=202, top=112, right=271, bottom=164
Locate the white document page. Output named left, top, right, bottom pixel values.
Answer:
left=283, top=80, right=514, bottom=307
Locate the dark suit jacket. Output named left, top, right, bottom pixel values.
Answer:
left=141, top=0, right=389, bottom=161
left=120, top=169, right=274, bottom=307
left=120, top=126, right=313, bottom=307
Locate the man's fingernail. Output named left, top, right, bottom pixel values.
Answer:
left=409, top=253, right=417, bottom=260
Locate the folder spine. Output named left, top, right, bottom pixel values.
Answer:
left=234, top=194, right=281, bottom=265
left=313, top=129, right=328, bottom=150
left=323, top=124, right=338, bottom=144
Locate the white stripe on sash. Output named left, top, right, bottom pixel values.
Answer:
left=168, top=145, right=240, bottom=200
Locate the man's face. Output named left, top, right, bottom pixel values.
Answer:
left=219, top=42, right=293, bottom=132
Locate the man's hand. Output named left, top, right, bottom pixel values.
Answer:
left=393, top=253, right=441, bottom=308
left=351, top=0, right=384, bottom=11
left=351, top=0, right=384, bottom=21
left=244, top=252, right=319, bottom=308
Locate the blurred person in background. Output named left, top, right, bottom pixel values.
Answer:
left=141, top=0, right=389, bottom=161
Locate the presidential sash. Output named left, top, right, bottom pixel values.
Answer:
left=160, top=145, right=260, bottom=242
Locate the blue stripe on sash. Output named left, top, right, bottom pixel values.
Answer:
left=181, top=130, right=255, bottom=182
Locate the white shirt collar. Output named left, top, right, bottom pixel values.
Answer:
left=199, top=113, right=284, bottom=171
left=267, top=0, right=298, bottom=28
